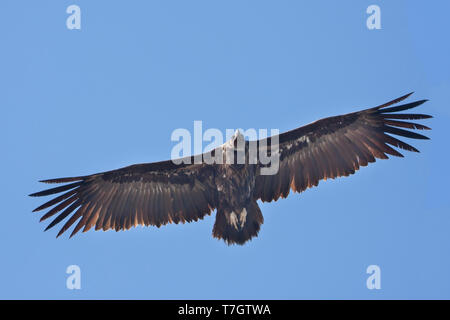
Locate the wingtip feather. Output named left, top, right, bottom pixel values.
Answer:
left=39, top=176, right=86, bottom=184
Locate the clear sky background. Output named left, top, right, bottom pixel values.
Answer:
left=1, top=1, right=449, bottom=299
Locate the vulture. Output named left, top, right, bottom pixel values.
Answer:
left=30, top=92, right=431, bottom=245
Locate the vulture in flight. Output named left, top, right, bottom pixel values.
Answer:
left=30, top=93, right=431, bottom=245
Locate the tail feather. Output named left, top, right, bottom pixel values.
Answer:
left=213, top=201, right=264, bottom=245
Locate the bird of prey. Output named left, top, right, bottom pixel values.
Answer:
left=30, top=93, right=431, bottom=245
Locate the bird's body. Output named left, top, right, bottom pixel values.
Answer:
left=30, top=93, right=432, bottom=245
left=213, top=138, right=261, bottom=244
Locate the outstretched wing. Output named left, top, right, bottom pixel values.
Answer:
left=254, top=92, right=431, bottom=202
left=30, top=158, right=218, bottom=237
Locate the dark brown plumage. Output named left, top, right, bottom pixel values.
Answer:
left=30, top=93, right=431, bottom=245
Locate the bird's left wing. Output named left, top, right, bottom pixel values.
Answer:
left=30, top=158, right=218, bottom=237
left=254, top=92, right=431, bottom=202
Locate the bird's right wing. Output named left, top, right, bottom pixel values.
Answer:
left=30, top=158, right=218, bottom=237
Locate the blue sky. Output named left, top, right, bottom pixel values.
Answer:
left=1, top=1, right=449, bottom=299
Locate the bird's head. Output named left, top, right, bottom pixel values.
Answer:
left=223, top=129, right=246, bottom=154
left=231, top=129, right=244, bottom=145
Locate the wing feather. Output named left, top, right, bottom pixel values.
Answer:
left=255, top=94, right=431, bottom=202
left=30, top=161, right=217, bottom=237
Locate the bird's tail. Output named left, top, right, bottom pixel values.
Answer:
left=213, top=201, right=264, bottom=245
